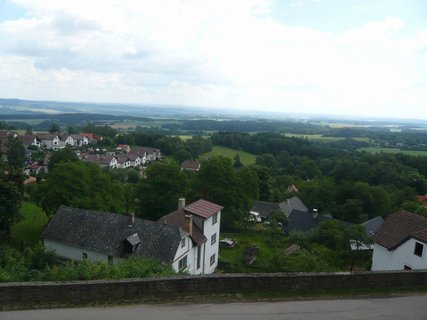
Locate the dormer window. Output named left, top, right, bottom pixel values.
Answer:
left=124, top=233, right=141, bottom=254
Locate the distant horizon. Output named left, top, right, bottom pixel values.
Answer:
left=1, top=96, right=427, bottom=124
left=0, top=1, right=426, bottom=119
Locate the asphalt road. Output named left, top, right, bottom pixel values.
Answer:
left=2, top=295, right=427, bottom=320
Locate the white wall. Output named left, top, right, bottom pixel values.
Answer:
left=201, top=211, right=221, bottom=274
left=44, top=239, right=121, bottom=263
left=371, top=238, right=427, bottom=271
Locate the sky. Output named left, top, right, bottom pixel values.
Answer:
left=0, top=0, right=426, bottom=119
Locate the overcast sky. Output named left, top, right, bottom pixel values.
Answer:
left=0, top=0, right=426, bottom=118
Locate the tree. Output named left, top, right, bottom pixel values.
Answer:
left=233, top=154, right=243, bottom=168
left=7, top=137, right=26, bottom=168
left=192, top=157, right=258, bottom=228
left=47, top=147, right=79, bottom=172
left=137, top=162, right=188, bottom=220
left=36, top=162, right=125, bottom=215
left=49, top=122, right=60, bottom=133
left=0, top=163, right=24, bottom=236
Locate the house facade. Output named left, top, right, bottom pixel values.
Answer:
left=371, top=210, right=427, bottom=271
left=43, top=199, right=223, bottom=275
left=160, top=198, right=222, bottom=274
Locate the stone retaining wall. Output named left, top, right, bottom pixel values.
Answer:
left=1, top=270, right=426, bottom=310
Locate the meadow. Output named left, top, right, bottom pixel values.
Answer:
left=200, top=146, right=257, bottom=165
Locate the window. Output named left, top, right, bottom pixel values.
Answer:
left=108, top=255, right=113, bottom=264
left=210, top=254, right=216, bottom=266
left=414, top=242, right=424, bottom=257
left=82, top=253, right=88, bottom=260
left=211, top=233, right=217, bottom=245
left=181, top=237, right=186, bottom=248
left=197, top=246, right=201, bottom=269
left=404, top=265, right=412, bottom=270
left=178, top=256, right=187, bottom=271
left=212, top=213, right=218, bottom=225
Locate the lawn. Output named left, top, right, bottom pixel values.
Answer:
left=358, top=147, right=427, bottom=157
left=218, top=232, right=276, bottom=273
left=11, top=202, right=49, bottom=245
left=200, top=146, right=257, bottom=165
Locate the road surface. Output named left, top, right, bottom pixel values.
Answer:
left=2, top=295, right=427, bottom=320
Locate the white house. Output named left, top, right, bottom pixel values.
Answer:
left=43, top=199, right=223, bottom=275
left=371, top=210, right=427, bottom=271
left=160, top=198, right=222, bottom=274
left=37, top=133, right=62, bottom=150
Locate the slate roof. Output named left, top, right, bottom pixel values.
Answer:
left=279, top=196, right=308, bottom=217
left=370, top=211, right=427, bottom=250
left=183, top=199, right=223, bottom=219
left=361, top=216, right=384, bottom=236
left=251, top=201, right=281, bottom=219
left=283, top=209, right=335, bottom=233
left=43, top=206, right=183, bottom=264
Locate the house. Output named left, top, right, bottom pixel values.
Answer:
left=127, top=153, right=142, bottom=167
left=43, top=198, right=223, bottom=275
left=417, top=195, right=427, bottom=207
left=371, top=210, right=427, bottom=271
left=116, top=155, right=131, bottom=169
left=37, top=133, right=62, bottom=150
left=250, top=196, right=308, bottom=221
left=22, top=135, right=41, bottom=148
left=283, top=209, right=335, bottom=234
left=160, top=198, right=223, bottom=274
left=82, top=154, right=118, bottom=168
left=43, top=206, right=183, bottom=268
left=136, top=147, right=161, bottom=164
left=181, top=160, right=201, bottom=171
left=350, top=216, right=384, bottom=251
left=250, top=201, right=281, bottom=220
left=279, top=196, right=309, bottom=217
left=63, top=134, right=90, bottom=147
left=117, top=144, right=131, bottom=153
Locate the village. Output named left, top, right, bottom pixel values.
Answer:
left=1, top=127, right=427, bottom=278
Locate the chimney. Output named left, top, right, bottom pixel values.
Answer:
left=185, top=214, right=193, bottom=236
left=129, top=213, right=135, bottom=227
left=312, top=209, right=318, bottom=219
left=178, top=198, right=186, bottom=210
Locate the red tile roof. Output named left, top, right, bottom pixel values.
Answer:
left=370, top=210, right=427, bottom=250
left=184, top=199, right=223, bottom=219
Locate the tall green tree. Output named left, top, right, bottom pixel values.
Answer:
left=192, top=156, right=258, bottom=228
left=7, top=137, right=26, bottom=168
left=48, top=147, right=79, bottom=172
left=137, top=162, right=188, bottom=220
left=36, top=162, right=125, bottom=215
left=0, top=163, right=24, bottom=235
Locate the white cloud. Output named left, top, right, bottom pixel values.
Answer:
left=0, top=0, right=426, bottom=118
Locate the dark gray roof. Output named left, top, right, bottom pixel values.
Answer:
left=251, top=201, right=281, bottom=219
left=284, top=209, right=334, bottom=233
left=43, top=206, right=183, bottom=264
left=279, top=196, right=308, bottom=217
left=361, top=216, right=384, bottom=236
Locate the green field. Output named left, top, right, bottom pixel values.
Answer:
left=358, top=147, right=427, bottom=156
left=283, top=133, right=369, bottom=142
left=200, top=146, right=257, bottom=165
left=11, top=202, right=48, bottom=245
